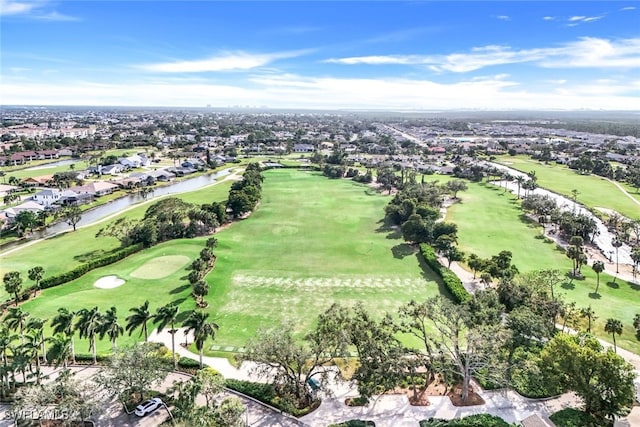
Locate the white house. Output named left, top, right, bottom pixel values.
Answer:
left=32, top=189, right=62, bottom=207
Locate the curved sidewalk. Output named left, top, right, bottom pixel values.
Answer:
left=150, top=328, right=639, bottom=427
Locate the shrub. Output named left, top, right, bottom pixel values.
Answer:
left=224, top=379, right=277, bottom=404
left=420, top=414, right=513, bottom=426
left=550, top=408, right=604, bottom=427
left=419, top=244, right=470, bottom=304
left=40, top=244, right=143, bottom=289
left=177, top=357, right=201, bottom=369
left=329, top=421, right=375, bottom=427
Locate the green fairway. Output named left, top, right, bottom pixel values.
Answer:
left=495, top=155, right=640, bottom=219
left=2, top=161, right=89, bottom=180
left=446, top=180, right=640, bottom=353
left=5, top=169, right=442, bottom=354
left=0, top=177, right=234, bottom=297
left=205, top=169, right=443, bottom=347
left=19, top=238, right=202, bottom=355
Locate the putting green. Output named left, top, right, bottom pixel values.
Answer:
left=130, top=255, right=191, bottom=279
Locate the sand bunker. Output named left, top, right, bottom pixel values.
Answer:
left=94, top=275, right=125, bottom=289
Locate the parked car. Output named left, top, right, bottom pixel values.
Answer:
left=134, top=397, right=163, bottom=417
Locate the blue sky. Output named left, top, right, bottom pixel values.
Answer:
left=1, top=1, right=639, bottom=110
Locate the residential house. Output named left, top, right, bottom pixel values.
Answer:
left=36, top=150, right=60, bottom=160
left=70, top=181, right=118, bottom=197
left=21, top=175, right=54, bottom=187
left=293, top=144, right=315, bottom=153
left=147, top=169, right=176, bottom=181
left=3, top=201, right=45, bottom=222
left=32, top=189, right=62, bottom=207
left=0, top=184, right=18, bottom=198
left=181, top=158, right=204, bottom=169
left=58, top=189, right=92, bottom=206
left=57, top=148, right=75, bottom=157
left=101, top=164, right=124, bottom=175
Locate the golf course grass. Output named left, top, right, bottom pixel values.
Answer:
left=445, top=179, right=640, bottom=353
left=3, top=168, right=443, bottom=354
left=20, top=238, right=203, bottom=354
left=495, top=155, right=640, bottom=219
left=0, top=176, right=234, bottom=298
left=205, top=169, right=443, bottom=347
left=130, top=255, right=191, bottom=279
left=3, top=165, right=638, bottom=356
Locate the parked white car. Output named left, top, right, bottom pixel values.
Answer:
left=134, top=397, right=163, bottom=417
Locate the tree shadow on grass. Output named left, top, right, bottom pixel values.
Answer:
left=628, top=281, right=640, bottom=291
left=170, top=284, right=190, bottom=294
left=170, top=297, right=187, bottom=306
left=415, top=253, right=449, bottom=295
left=74, top=249, right=106, bottom=262
left=588, top=292, right=602, bottom=299
left=606, top=281, right=619, bottom=289
left=561, top=281, right=575, bottom=290
left=391, top=243, right=416, bottom=259
left=375, top=218, right=402, bottom=239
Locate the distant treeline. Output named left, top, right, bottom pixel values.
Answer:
left=537, top=121, right=640, bottom=138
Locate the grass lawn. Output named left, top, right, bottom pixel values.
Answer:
left=19, top=238, right=203, bottom=355
left=205, top=169, right=443, bottom=348
left=445, top=179, right=640, bottom=353
left=0, top=177, right=234, bottom=297
left=494, top=155, right=640, bottom=219
left=3, top=161, right=89, bottom=180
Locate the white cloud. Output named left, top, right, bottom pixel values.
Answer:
left=496, top=15, right=510, bottom=21
left=33, top=11, right=80, bottom=21
left=325, top=37, right=640, bottom=72
left=2, top=74, right=638, bottom=111
left=0, top=0, right=80, bottom=20
left=566, top=15, right=604, bottom=25
left=139, top=50, right=308, bottom=73
left=0, top=0, right=36, bottom=15
left=620, top=6, right=636, bottom=11
left=543, top=16, right=555, bottom=21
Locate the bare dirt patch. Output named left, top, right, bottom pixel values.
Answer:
left=94, top=275, right=125, bottom=289
left=130, top=255, right=190, bottom=279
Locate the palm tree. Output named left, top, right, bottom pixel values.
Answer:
left=604, top=318, right=623, bottom=353
left=580, top=306, right=598, bottom=333
left=182, top=311, right=219, bottom=368
left=51, top=308, right=76, bottom=364
left=23, top=334, right=44, bottom=384
left=592, top=260, right=605, bottom=294
left=27, top=266, right=45, bottom=298
left=126, top=300, right=152, bottom=341
left=47, top=334, right=73, bottom=369
left=10, top=343, right=30, bottom=383
left=515, top=176, right=525, bottom=199
left=153, top=304, right=180, bottom=369
left=75, top=307, right=101, bottom=364
left=5, top=307, right=29, bottom=346
left=612, top=236, right=622, bottom=274
left=0, top=326, right=15, bottom=397
left=99, top=306, right=124, bottom=352
left=26, top=317, right=47, bottom=365
left=192, top=280, right=209, bottom=307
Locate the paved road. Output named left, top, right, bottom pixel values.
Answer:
left=0, top=364, right=301, bottom=427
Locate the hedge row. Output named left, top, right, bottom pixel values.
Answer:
left=419, top=244, right=470, bottom=304
left=39, top=243, right=144, bottom=289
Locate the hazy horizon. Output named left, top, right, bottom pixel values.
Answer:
left=2, top=1, right=639, bottom=110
